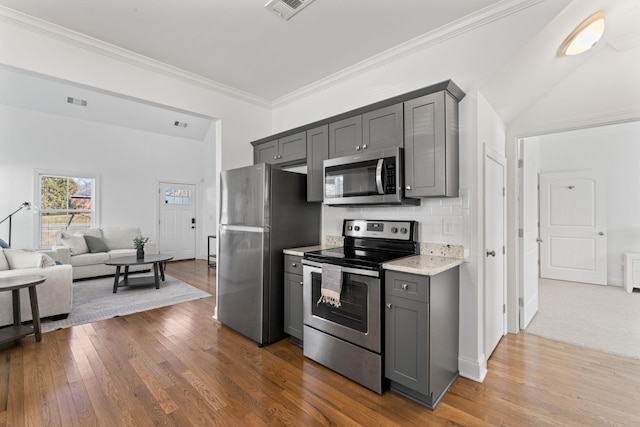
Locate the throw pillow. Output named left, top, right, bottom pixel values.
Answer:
left=84, top=235, right=110, bottom=253
left=60, top=233, right=89, bottom=255
left=40, top=253, right=57, bottom=268
left=4, top=249, right=49, bottom=269
left=0, top=238, right=9, bottom=249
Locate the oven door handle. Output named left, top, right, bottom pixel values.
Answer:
left=375, top=158, right=384, bottom=194
left=303, top=259, right=379, bottom=278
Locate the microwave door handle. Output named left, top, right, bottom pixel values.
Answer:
left=375, top=159, right=384, bottom=194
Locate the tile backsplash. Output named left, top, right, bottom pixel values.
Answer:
left=321, top=188, right=470, bottom=252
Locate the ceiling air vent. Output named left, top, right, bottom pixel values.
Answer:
left=67, top=96, right=88, bottom=107
left=265, top=0, right=315, bottom=21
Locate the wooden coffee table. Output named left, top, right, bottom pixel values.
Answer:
left=0, top=275, right=46, bottom=344
left=105, top=254, right=173, bottom=293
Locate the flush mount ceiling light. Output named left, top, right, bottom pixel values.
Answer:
left=557, top=10, right=606, bottom=57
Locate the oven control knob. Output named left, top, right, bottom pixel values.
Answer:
left=400, top=227, right=408, bottom=234
left=354, top=226, right=360, bottom=231
left=348, top=226, right=353, bottom=231
left=391, top=227, right=398, bottom=233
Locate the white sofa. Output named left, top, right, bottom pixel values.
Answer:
left=45, top=227, right=157, bottom=280
left=0, top=249, right=73, bottom=327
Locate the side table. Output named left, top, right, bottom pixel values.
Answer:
left=0, top=275, right=46, bottom=344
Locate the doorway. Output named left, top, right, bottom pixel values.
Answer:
left=158, top=182, right=197, bottom=260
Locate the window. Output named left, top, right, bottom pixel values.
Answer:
left=38, top=173, right=97, bottom=247
left=164, top=188, right=192, bottom=205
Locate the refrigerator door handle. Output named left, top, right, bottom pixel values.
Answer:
left=219, top=224, right=269, bottom=233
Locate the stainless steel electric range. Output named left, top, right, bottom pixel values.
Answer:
left=302, top=219, right=419, bottom=393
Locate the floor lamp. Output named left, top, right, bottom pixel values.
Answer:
left=0, top=202, right=37, bottom=247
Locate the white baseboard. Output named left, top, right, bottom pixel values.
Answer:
left=459, top=355, right=487, bottom=383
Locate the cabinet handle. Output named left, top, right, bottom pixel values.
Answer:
left=386, top=303, right=392, bottom=309
left=406, top=185, right=412, bottom=191
left=274, top=155, right=278, bottom=160
left=401, top=283, right=408, bottom=290
left=299, top=281, right=303, bottom=286
left=291, top=263, right=297, bottom=267
left=355, top=146, right=361, bottom=151
left=362, top=144, right=368, bottom=149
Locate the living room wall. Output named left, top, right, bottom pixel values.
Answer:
left=0, top=103, right=207, bottom=251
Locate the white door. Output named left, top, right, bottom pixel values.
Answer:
left=539, top=171, right=607, bottom=285
left=519, top=144, right=539, bottom=329
left=159, top=182, right=196, bottom=260
left=484, top=146, right=506, bottom=358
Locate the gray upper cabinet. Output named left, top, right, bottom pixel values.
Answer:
left=306, top=125, right=328, bottom=202
left=254, top=131, right=307, bottom=165
left=329, top=115, right=362, bottom=158
left=404, top=91, right=459, bottom=198
left=329, top=103, right=403, bottom=159
left=363, top=103, right=403, bottom=152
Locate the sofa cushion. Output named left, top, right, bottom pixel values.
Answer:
left=69, top=252, right=109, bottom=267
left=101, top=227, right=140, bottom=250
left=4, top=249, right=57, bottom=269
left=84, top=235, right=110, bottom=253
left=0, top=249, right=9, bottom=271
left=108, top=249, right=137, bottom=258
left=60, top=232, right=90, bottom=255
left=55, top=228, right=101, bottom=246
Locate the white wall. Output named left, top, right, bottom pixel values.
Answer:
left=0, top=104, right=204, bottom=250
left=533, top=121, right=640, bottom=286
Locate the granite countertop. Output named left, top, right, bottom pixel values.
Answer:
left=283, top=244, right=338, bottom=257
left=383, top=255, right=464, bottom=276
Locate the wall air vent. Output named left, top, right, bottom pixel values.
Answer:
left=174, top=121, right=188, bottom=128
left=265, top=0, right=315, bottom=21
left=67, top=96, right=88, bottom=107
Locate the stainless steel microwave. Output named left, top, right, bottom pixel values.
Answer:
left=323, top=147, right=419, bottom=206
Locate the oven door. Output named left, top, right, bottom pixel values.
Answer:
left=303, top=262, right=381, bottom=353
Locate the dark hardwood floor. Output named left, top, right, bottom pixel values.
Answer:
left=1, top=259, right=639, bottom=426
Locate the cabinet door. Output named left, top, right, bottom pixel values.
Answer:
left=306, top=125, right=328, bottom=202
left=363, top=103, right=403, bottom=152
left=385, top=294, right=429, bottom=396
left=284, top=272, right=304, bottom=340
left=329, top=115, right=362, bottom=158
left=404, top=91, right=459, bottom=197
left=278, top=131, right=307, bottom=164
left=254, top=140, right=278, bottom=164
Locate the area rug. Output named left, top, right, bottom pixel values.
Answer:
left=41, top=274, right=211, bottom=333
left=525, top=278, right=640, bottom=359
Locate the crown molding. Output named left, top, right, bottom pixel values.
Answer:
left=273, top=0, right=544, bottom=108
left=0, top=6, right=272, bottom=109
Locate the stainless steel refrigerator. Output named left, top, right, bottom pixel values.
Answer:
left=218, top=163, right=320, bottom=345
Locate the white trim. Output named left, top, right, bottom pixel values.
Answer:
left=0, top=6, right=271, bottom=108
left=459, top=355, right=488, bottom=383
left=273, top=0, right=545, bottom=107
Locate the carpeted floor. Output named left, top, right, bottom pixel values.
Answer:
left=41, top=274, right=211, bottom=333
left=525, top=278, right=640, bottom=359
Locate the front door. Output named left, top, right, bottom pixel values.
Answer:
left=484, top=146, right=506, bottom=358
left=158, top=182, right=196, bottom=260
left=539, top=171, right=607, bottom=285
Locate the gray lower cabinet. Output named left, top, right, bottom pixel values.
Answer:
left=306, top=125, right=328, bottom=202
left=254, top=131, right=307, bottom=165
left=404, top=91, right=459, bottom=197
left=329, top=103, right=403, bottom=158
left=284, top=255, right=304, bottom=341
left=384, top=267, right=459, bottom=409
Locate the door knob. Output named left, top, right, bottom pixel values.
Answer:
left=299, top=281, right=303, bottom=286
left=486, top=250, right=496, bottom=257
left=406, top=185, right=412, bottom=191
left=362, top=144, right=368, bottom=149
left=291, top=263, right=297, bottom=267
left=386, top=303, right=392, bottom=309
left=355, top=146, right=361, bottom=151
